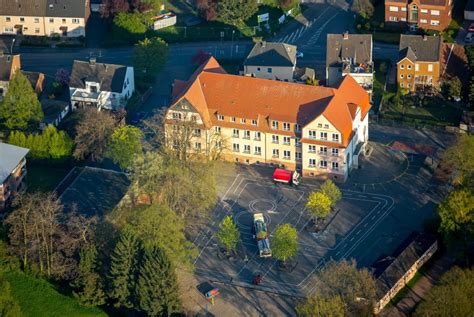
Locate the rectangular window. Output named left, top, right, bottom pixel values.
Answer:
left=317, top=123, right=323, bottom=128
left=324, top=124, right=329, bottom=129
left=415, top=64, right=419, bottom=71
left=215, top=126, right=221, bottom=134
left=193, top=128, right=201, bottom=137
left=319, top=160, right=328, bottom=169
left=295, top=124, right=301, bottom=132
left=268, top=68, right=272, bottom=73
left=231, top=116, right=236, bottom=123
left=240, top=118, right=246, bottom=124
left=243, top=145, right=251, bottom=154
left=4, top=27, right=14, bottom=33
left=428, top=64, right=433, bottom=72
left=251, top=119, right=257, bottom=126
left=401, top=7, right=407, bottom=12
left=295, top=138, right=301, bottom=146
left=272, top=149, right=279, bottom=158
left=309, top=130, right=317, bottom=139
left=191, top=115, right=197, bottom=122
left=431, top=10, right=440, bottom=16
left=283, top=122, right=290, bottom=131
left=309, top=158, right=316, bottom=168
left=320, top=132, right=328, bottom=140
left=430, top=20, right=440, bottom=26
left=254, top=131, right=261, bottom=141
left=5, top=17, right=11, bottom=22
left=420, top=19, right=428, bottom=23
left=243, top=130, right=250, bottom=139
left=401, top=17, right=407, bottom=21
left=283, top=150, right=291, bottom=160
left=35, top=27, right=40, bottom=33
left=232, top=129, right=239, bottom=138
left=172, top=112, right=181, bottom=119
left=271, top=120, right=278, bottom=129
left=320, top=147, right=327, bottom=155
left=272, top=135, right=279, bottom=144
left=389, top=6, right=399, bottom=12
left=332, top=134, right=339, bottom=142
left=195, top=142, right=201, bottom=150
left=332, top=162, right=339, bottom=171
left=217, top=115, right=224, bottom=121
left=49, top=18, right=54, bottom=23
left=72, top=18, right=80, bottom=24
left=332, top=148, right=339, bottom=156
left=233, top=143, right=240, bottom=152
left=20, top=17, right=25, bottom=22
left=420, top=9, right=428, bottom=13
left=389, top=16, right=398, bottom=22
left=295, top=152, right=302, bottom=160
left=283, top=137, right=291, bottom=145
left=308, top=145, right=316, bottom=153
left=62, top=18, right=66, bottom=23
left=255, top=146, right=262, bottom=155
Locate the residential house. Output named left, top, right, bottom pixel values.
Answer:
left=167, top=57, right=371, bottom=182
left=397, top=34, right=442, bottom=92
left=465, top=0, right=474, bottom=20
left=326, top=33, right=373, bottom=97
left=242, top=42, right=297, bottom=82
left=0, top=53, right=20, bottom=100
left=0, top=0, right=90, bottom=37
left=0, top=143, right=29, bottom=211
left=69, top=58, right=135, bottom=111
left=372, top=232, right=438, bottom=314
left=385, top=0, right=453, bottom=31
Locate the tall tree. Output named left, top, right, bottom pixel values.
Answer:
left=72, top=244, right=106, bottom=307
left=216, top=216, right=240, bottom=255
left=442, top=135, right=474, bottom=186
left=320, top=180, right=342, bottom=207
left=271, top=224, right=298, bottom=265
left=107, top=125, right=143, bottom=170
left=351, top=0, right=374, bottom=19
left=217, top=0, right=257, bottom=26
left=133, top=37, right=169, bottom=79
left=73, top=108, right=116, bottom=161
left=0, top=71, right=43, bottom=130
left=311, top=259, right=376, bottom=315
left=0, top=277, right=22, bottom=317
left=108, top=229, right=142, bottom=309
left=306, top=192, right=332, bottom=220
left=296, top=294, right=346, bottom=317
left=100, top=0, right=130, bottom=18
left=137, top=246, right=181, bottom=316
left=414, top=266, right=474, bottom=317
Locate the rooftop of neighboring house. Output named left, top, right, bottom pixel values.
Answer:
left=0, top=143, right=29, bottom=184
left=69, top=58, right=129, bottom=93
left=243, top=42, right=297, bottom=67
left=466, top=0, right=474, bottom=11
left=171, top=57, right=371, bottom=147
left=0, top=53, right=20, bottom=82
left=57, top=166, right=130, bottom=216
left=385, top=0, right=449, bottom=6
left=326, top=33, right=373, bottom=67
left=0, top=0, right=88, bottom=18
left=372, top=232, right=438, bottom=298
left=398, top=35, right=442, bottom=63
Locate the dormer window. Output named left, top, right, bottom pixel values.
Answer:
left=271, top=120, right=278, bottom=130
left=90, top=85, right=98, bottom=93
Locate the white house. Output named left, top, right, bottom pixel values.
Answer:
left=69, top=58, right=134, bottom=111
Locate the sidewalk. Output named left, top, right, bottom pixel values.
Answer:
left=380, top=252, right=454, bottom=316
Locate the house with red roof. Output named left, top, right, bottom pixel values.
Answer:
left=166, top=57, right=371, bottom=181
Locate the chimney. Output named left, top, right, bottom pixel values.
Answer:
left=343, top=31, right=349, bottom=40
left=262, top=41, right=266, bottom=48
left=89, top=57, right=96, bottom=65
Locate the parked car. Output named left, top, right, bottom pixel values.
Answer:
left=468, top=23, right=474, bottom=33
left=465, top=32, right=473, bottom=43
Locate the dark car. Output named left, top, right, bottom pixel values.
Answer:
left=468, top=23, right=474, bottom=33
left=130, top=111, right=145, bottom=125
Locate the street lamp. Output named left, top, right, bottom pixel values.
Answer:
left=10, top=38, right=15, bottom=54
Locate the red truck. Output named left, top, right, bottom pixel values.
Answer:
left=273, top=168, right=301, bottom=186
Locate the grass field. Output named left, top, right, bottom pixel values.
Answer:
left=4, top=270, right=106, bottom=317
left=372, top=59, right=390, bottom=111
left=27, top=162, right=71, bottom=193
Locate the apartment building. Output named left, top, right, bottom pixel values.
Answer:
left=397, top=34, right=442, bottom=92
left=0, top=143, right=29, bottom=211
left=0, top=0, right=90, bottom=37
left=166, top=57, right=371, bottom=182
left=385, top=0, right=453, bottom=31
left=326, top=33, right=373, bottom=96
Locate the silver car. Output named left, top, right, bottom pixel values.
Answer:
left=465, top=32, right=473, bottom=43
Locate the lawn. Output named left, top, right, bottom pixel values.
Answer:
left=27, top=162, right=71, bottom=193
left=4, top=270, right=106, bottom=317
left=372, top=59, right=390, bottom=111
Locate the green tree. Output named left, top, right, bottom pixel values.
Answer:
left=320, top=180, right=342, bottom=207
left=351, top=0, right=374, bottom=19
left=311, top=259, right=376, bottom=315
left=296, top=294, right=346, bottom=317
left=216, top=216, right=240, bottom=255
left=0, top=71, right=43, bottom=130
left=414, top=267, right=474, bottom=317
left=127, top=203, right=197, bottom=269
left=72, top=244, right=106, bottom=307
left=109, top=230, right=142, bottom=309
left=306, top=192, right=332, bottom=220
left=113, top=12, right=147, bottom=35
left=107, top=125, right=143, bottom=170
left=0, top=276, right=22, bottom=317
left=137, top=246, right=181, bottom=316
left=438, top=187, right=474, bottom=244
left=447, top=77, right=462, bottom=99
left=442, top=135, right=474, bottom=185
left=217, top=0, right=258, bottom=26
left=271, top=224, right=298, bottom=265
left=133, top=37, right=169, bottom=78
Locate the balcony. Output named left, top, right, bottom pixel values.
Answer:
left=342, top=62, right=374, bottom=75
